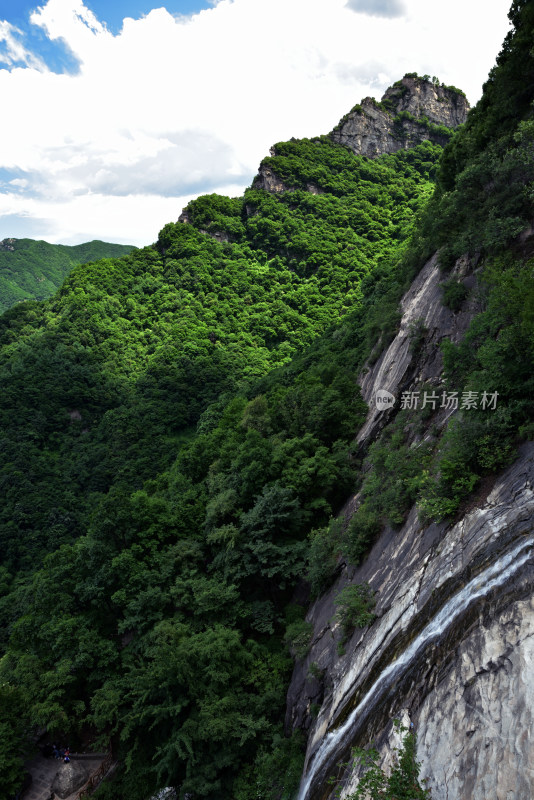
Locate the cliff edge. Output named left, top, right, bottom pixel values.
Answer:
left=289, top=242, right=534, bottom=800
left=330, top=74, right=470, bottom=158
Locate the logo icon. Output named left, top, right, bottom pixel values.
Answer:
left=375, top=389, right=395, bottom=410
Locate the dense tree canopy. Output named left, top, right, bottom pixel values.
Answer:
left=0, top=238, right=134, bottom=314
left=0, top=138, right=439, bottom=799
left=1, top=3, right=534, bottom=795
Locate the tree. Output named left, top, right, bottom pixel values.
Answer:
left=347, top=725, right=431, bottom=799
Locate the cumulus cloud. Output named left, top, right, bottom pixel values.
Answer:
left=332, top=60, right=394, bottom=89
left=30, top=0, right=110, bottom=61
left=84, top=131, right=252, bottom=197
left=0, top=20, right=47, bottom=69
left=0, top=0, right=513, bottom=245
left=0, top=186, right=248, bottom=245
left=345, top=0, right=406, bottom=18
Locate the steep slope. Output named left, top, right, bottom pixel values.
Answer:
left=0, top=136, right=439, bottom=573
left=288, top=2, right=534, bottom=798
left=289, top=250, right=534, bottom=800
left=0, top=8, right=532, bottom=797
left=331, top=74, right=469, bottom=158
left=0, top=85, right=449, bottom=800
left=0, top=237, right=135, bottom=313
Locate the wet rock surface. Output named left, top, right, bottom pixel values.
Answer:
left=288, top=245, right=534, bottom=800
left=417, top=594, right=534, bottom=800
left=293, top=444, right=534, bottom=800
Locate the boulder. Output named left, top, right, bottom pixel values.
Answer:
left=51, top=760, right=91, bottom=799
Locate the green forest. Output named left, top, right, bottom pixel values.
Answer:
left=1, top=1, right=534, bottom=798
left=0, top=238, right=135, bottom=314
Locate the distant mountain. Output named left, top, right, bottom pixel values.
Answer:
left=0, top=237, right=135, bottom=314
left=2, top=1, right=534, bottom=793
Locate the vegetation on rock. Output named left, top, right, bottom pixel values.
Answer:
left=345, top=725, right=431, bottom=799
left=0, top=135, right=440, bottom=799
left=1, top=2, right=534, bottom=797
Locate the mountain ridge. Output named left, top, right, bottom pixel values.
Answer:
left=0, top=237, right=135, bottom=314
left=248, top=74, right=469, bottom=197
left=1, top=2, right=534, bottom=797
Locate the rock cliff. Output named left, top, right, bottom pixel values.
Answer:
left=288, top=246, right=534, bottom=800
left=245, top=75, right=470, bottom=200
left=331, top=75, right=470, bottom=158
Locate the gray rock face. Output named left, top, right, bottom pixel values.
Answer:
left=249, top=75, right=468, bottom=197
left=51, top=760, right=90, bottom=799
left=293, top=440, right=534, bottom=800
left=289, top=249, right=534, bottom=800
left=417, top=597, right=534, bottom=800
left=383, top=75, right=469, bottom=128
left=356, top=252, right=479, bottom=446
left=331, top=75, right=469, bottom=158
left=252, top=163, right=290, bottom=194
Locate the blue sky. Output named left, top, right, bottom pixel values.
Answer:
left=1, top=0, right=214, bottom=72
left=0, top=0, right=512, bottom=246
left=1, top=0, right=212, bottom=30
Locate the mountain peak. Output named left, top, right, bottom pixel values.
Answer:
left=382, top=74, right=469, bottom=126
left=331, top=73, right=470, bottom=157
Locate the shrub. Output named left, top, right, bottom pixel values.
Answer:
left=284, top=619, right=313, bottom=659
left=441, top=278, right=469, bottom=311
left=347, top=724, right=431, bottom=799
left=343, top=508, right=381, bottom=565
left=408, top=318, right=427, bottom=354
left=307, top=519, right=342, bottom=598
left=233, top=730, right=306, bottom=800
left=334, top=583, right=376, bottom=639
left=307, top=661, right=324, bottom=680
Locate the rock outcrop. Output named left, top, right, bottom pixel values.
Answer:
left=177, top=208, right=231, bottom=242
left=0, top=237, right=16, bottom=251
left=251, top=163, right=290, bottom=194
left=288, top=249, right=534, bottom=800
left=51, top=760, right=91, bottom=799
left=331, top=75, right=470, bottom=158
left=382, top=75, right=469, bottom=128
left=246, top=75, right=469, bottom=200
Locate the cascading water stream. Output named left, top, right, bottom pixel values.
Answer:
left=297, top=535, right=534, bottom=800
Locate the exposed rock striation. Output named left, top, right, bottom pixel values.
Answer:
left=288, top=250, right=534, bottom=800
left=331, top=75, right=470, bottom=158
left=382, top=75, right=469, bottom=127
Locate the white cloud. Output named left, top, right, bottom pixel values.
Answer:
left=9, top=178, right=30, bottom=188
left=0, top=0, right=512, bottom=246
left=0, top=185, right=247, bottom=245
left=345, top=0, right=406, bottom=18
left=30, top=0, right=111, bottom=61
left=0, top=20, right=47, bottom=69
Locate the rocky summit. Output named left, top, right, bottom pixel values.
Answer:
left=331, top=74, right=470, bottom=157
left=2, top=3, right=534, bottom=799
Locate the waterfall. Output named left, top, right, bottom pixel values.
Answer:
left=297, top=535, right=534, bottom=800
